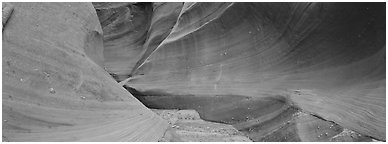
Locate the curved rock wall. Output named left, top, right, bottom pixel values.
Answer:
left=2, top=3, right=167, bottom=141
left=3, top=2, right=385, bottom=142
left=118, top=2, right=385, bottom=140
left=131, top=2, right=184, bottom=77
left=95, top=2, right=153, bottom=81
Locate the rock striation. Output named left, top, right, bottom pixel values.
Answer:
left=2, top=3, right=167, bottom=141
left=2, top=2, right=386, bottom=142
left=99, top=2, right=385, bottom=140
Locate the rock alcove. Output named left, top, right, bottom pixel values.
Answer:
left=2, top=2, right=386, bottom=142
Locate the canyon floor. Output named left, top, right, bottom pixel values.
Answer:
left=154, top=109, right=251, bottom=142
left=152, top=109, right=379, bottom=142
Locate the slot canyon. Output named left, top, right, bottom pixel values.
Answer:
left=2, top=2, right=386, bottom=142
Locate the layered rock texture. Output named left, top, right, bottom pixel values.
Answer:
left=2, top=2, right=386, bottom=142
left=99, top=2, right=385, bottom=141
left=2, top=3, right=167, bottom=141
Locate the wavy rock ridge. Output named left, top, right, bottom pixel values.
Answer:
left=2, top=2, right=386, bottom=142
left=99, top=2, right=385, bottom=140
left=2, top=3, right=167, bottom=141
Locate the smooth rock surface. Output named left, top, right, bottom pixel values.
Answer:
left=2, top=2, right=385, bottom=142
left=2, top=3, right=167, bottom=141
left=94, top=2, right=154, bottom=80
left=115, top=2, right=385, bottom=140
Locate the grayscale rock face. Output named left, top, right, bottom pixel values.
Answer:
left=99, top=2, right=385, bottom=141
left=2, top=3, right=167, bottom=142
left=2, top=2, right=386, bottom=142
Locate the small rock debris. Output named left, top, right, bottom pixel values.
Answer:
left=49, top=88, right=56, bottom=94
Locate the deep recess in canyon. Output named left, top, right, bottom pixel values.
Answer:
left=2, top=2, right=386, bottom=142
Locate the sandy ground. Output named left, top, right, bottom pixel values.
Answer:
left=152, top=109, right=252, bottom=142
left=152, top=109, right=382, bottom=142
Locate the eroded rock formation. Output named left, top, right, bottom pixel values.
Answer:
left=98, top=2, right=386, bottom=141
left=2, top=3, right=167, bottom=141
left=2, top=2, right=386, bottom=142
